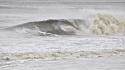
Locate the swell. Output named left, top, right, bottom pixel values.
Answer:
left=4, top=13, right=125, bottom=36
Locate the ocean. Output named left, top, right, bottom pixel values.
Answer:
left=0, top=0, right=125, bottom=70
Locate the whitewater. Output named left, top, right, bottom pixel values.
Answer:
left=0, top=0, right=125, bottom=70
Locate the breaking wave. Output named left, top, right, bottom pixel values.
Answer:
left=1, top=49, right=125, bottom=68
left=4, top=13, right=125, bottom=36
left=90, top=13, right=125, bottom=35
left=1, top=49, right=125, bottom=60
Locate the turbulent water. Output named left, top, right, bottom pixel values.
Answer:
left=0, top=0, right=125, bottom=68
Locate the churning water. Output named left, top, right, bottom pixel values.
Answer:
left=0, top=0, right=125, bottom=69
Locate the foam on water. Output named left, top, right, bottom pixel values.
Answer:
left=1, top=49, right=125, bottom=60
left=0, top=35, right=125, bottom=68
left=0, top=35, right=124, bottom=60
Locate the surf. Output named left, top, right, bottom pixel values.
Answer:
left=3, top=13, right=125, bottom=36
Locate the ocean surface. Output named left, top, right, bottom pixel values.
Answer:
left=0, top=0, right=125, bottom=69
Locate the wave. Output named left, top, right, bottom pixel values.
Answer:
left=1, top=49, right=125, bottom=60
left=1, top=49, right=125, bottom=68
left=4, top=13, right=125, bottom=36
left=6, top=19, right=80, bottom=35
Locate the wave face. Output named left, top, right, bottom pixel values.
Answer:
left=5, top=13, right=125, bottom=36
left=7, top=19, right=79, bottom=35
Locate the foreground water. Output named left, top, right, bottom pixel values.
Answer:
left=0, top=0, right=125, bottom=69
left=1, top=56, right=125, bottom=70
left=0, top=35, right=125, bottom=68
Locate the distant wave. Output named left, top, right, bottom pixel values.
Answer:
left=5, top=13, right=125, bottom=36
